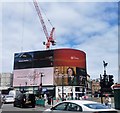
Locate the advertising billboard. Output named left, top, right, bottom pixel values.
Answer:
left=53, top=66, right=86, bottom=86
left=13, top=48, right=87, bottom=87
left=13, top=67, right=54, bottom=87
left=14, top=50, right=54, bottom=69
left=54, top=48, right=86, bottom=68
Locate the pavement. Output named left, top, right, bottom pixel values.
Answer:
left=35, top=105, right=51, bottom=111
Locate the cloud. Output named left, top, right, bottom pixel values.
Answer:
left=1, top=0, right=120, bottom=2
left=0, top=3, right=2, bottom=73
left=1, top=2, right=118, bottom=82
left=75, top=25, right=118, bottom=81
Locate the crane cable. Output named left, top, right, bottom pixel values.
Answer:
left=38, top=3, right=56, bottom=44
left=40, top=4, right=54, bottom=28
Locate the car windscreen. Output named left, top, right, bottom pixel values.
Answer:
left=6, top=95, right=14, bottom=98
left=84, top=103, right=109, bottom=109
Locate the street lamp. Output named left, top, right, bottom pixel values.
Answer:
left=39, top=72, right=45, bottom=95
left=19, top=84, right=21, bottom=91
left=25, top=81, right=27, bottom=92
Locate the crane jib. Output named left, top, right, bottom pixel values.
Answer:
left=33, top=0, right=56, bottom=49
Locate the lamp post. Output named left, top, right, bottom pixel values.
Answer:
left=25, top=81, right=27, bottom=92
left=19, top=84, right=21, bottom=91
left=39, top=72, right=45, bottom=95
left=33, top=70, right=36, bottom=94
left=100, top=74, right=103, bottom=104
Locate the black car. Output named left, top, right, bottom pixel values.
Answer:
left=13, top=93, right=35, bottom=108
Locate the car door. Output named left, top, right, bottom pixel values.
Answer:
left=15, top=93, right=23, bottom=106
left=50, top=102, right=68, bottom=113
left=66, top=102, right=83, bottom=112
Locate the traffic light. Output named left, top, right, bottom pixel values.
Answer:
left=103, top=74, right=109, bottom=87
left=108, top=75, right=114, bottom=87
left=100, top=79, right=104, bottom=89
left=100, top=74, right=113, bottom=93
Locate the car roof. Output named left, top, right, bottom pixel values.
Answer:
left=63, top=100, right=99, bottom=105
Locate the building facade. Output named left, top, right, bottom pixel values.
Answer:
left=13, top=48, right=87, bottom=99
left=0, top=73, right=13, bottom=90
left=86, top=74, right=92, bottom=97
left=92, top=79, right=100, bottom=97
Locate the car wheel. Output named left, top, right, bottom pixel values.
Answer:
left=13, top=103, right=16, bottom=107
left=20, top=103, right=23, bottom=108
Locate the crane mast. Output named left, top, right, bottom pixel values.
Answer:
left=33, top=0, right=56, bottom=49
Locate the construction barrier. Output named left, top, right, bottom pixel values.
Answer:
left=36, top=99, right=45, bottom=107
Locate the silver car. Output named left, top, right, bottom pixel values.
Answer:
left=3, top=95, right=14, bottom=103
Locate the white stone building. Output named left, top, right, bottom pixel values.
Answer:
left=0, top=73, right=13, bottom=90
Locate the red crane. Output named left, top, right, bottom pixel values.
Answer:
left=33, top=0, right=56, bottom=49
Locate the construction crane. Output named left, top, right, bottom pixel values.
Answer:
left=33, top=0, right=56, bottom=49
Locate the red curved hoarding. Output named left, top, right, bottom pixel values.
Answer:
left=54, top=48, right=86, bottom=69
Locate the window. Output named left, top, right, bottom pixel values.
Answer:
left=84, top=103, right=108, bottom=109
left=53, top=102, right=68, bottom=111
left=67, top=103, right=82, bottom=112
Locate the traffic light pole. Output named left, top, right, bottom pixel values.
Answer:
left=100, top=61, right=108, bottom=104
left=100, top=90, right=103, bottom=104
left=100, top=61, right=114, bottom=104
left=100, top=74, right=103, bottom=104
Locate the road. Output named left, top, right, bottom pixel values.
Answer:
left=1, top=102, right=120, bottom=113
left=1, top=103, right=51, bottom=113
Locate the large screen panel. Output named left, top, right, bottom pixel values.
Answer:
left=13, top=49, right=87, bottom=87
left=14, top=50, right=54, bottom=70
left=13, top=67, right=54, bottom=87
left=33, top=50, right=54, bottom=68
left=53, top=66, right=87, bottom=86
left=54, top=49, right=86, bottom=68
left=14, top=52, right=33, bottom=69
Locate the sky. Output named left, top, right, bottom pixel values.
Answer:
left=1, top=0, right=119, bottom=82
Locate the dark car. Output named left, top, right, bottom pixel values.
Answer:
left=13, top=93, right=35, bottom=108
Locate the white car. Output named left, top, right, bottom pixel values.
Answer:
left=3, top=95, right=14, bottom=103
left=45, top=100, right=118, bottom=113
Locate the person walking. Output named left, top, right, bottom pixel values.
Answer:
left=105, top=95, right=111, bottom=107
left=107, top=96, right=111, bottom=108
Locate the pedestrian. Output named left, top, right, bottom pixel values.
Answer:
left=105, top=96, right=109, bottom=106
left=44, top=94, right=48, bottom=106
left=107, top=96, right=111, bottom=108
left=105, top=94, right=111, bottom=107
